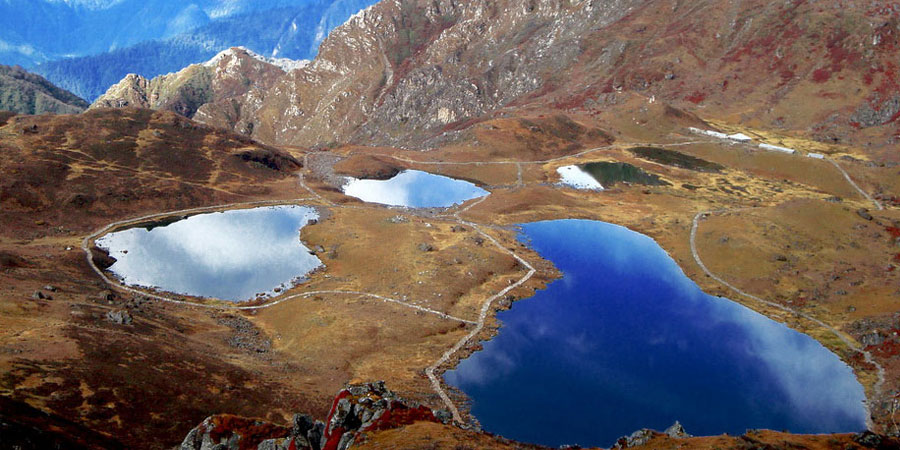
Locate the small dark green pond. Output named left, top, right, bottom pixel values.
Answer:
left=579, top=161, right=670, bottom=187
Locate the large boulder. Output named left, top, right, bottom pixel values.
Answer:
left=180, top=382, right=446, bottom=450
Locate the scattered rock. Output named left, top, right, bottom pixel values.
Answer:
left=861, top=331, right=886, bottom=347
left=614, top=428, right=657, bottom=448
left=665, top=421, right=691, bottom=438
left=417, top=243, right=434, bottom=252
left=851, top=95, right=900, bottom=128
left=470, top=236, right=485, bottom=246
left=106, top=309, right=132, bottom=325
left=857, top=209, right=874, bottom=221
left=388, top=215, right=409, bottom=224
left=217, top=314, right=271, bottom=354
left=775, top=254, right=788, bottom=262
left=0, top=251, right=28, bottom=268
left=853, top=430, right=884, bottom=447
left=97, top=290, right=116, bottom=303
left=180, top=382, right=441, bottom=450
left=66, top=193, right=95, bottom=208
left=433, top=409, right=453, bottom=424
left=180, top=415, right=291, bottom=450
left=615, top=421, right=689, bottom=448
left=291, top=414, right=318, bottom=449
left=31, top=291, right=51, bottom=300
left=307, top=218, right=318, bottom=226
left=43, top=285, right=58, bottom=292
left=90, top=246, right=117, bottom=269
left=450, top=225, right=467, bottom=232
left=825, top=196, right=843, bottom=203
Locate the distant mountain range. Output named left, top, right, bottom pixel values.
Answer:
left=0, top=64, right=88, bottom=114
left=0, top=0, right=377, bottom=101
left=92, top=0, right=900, bottom=161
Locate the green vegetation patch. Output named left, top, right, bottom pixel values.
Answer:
left=629, top=146, right=724, bottom=173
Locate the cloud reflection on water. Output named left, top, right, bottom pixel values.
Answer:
left=96, top=206, right=322, bottom=302
left=341, top=170, right=489, bottom=207
left=444, top=219, right=866, bottom=447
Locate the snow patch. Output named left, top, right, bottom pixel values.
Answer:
left=759, top=143, right=797, bottom=154
left=204, top=47, right=309, bottom=73
left=557, top=166, right=604, bottom=191
left=727, top=133, right=753, bottom=142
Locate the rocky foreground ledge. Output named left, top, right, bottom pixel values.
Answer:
left=179, top=382, right=449, bottom=450
left=177, top=381, right=900, bottom=450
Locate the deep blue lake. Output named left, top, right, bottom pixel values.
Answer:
left=341, top=170, right=489, bottom=207
left=95, top=205, right=322, bottom=302
left=444, top=219, right=867, bottom=448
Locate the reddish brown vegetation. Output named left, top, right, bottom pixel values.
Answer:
left=812, top=68, right=832, bottom=83
left=684, top=91, right=707, bottom=104
left=206, top=415, right=290, bottom=450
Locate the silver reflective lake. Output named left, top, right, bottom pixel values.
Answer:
left=341, top=170, right=489, bottom=207
left=95, top=205, right=322, bottom=302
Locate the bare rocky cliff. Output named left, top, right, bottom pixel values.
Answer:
left=96, top=0, right=900, bottom=157
left=92, top=47, right=295, bottom=122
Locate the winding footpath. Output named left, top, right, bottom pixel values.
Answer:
left=828, top=159, right=884, bottom=211
left=82, top=138, right=890, bottom=430
left=691, top=207, right=886, bottom=428
left=81, top=198, right=475, bottom=325
left=425, top=196, right=537, bottom=424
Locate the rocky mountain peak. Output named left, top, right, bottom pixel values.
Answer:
left=92, top=0, right=900, bottom=157
left=91, top=45, right=287, bottom=119
left=204, top=46, right=310, bottom=73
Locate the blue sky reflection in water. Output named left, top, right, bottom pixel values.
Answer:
left=96, top=205, right=322, bottom=302
left=444, top=219, right=866, bottom=448
left=341, top=170, right=489, bottom=207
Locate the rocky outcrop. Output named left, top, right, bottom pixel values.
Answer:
left=179, top=382, right=447, bottom=450
left=106, top=310, right=133, bottom=325
left=91, top=48, right=292, bottom=122
left=614, top=421, right=691, bottom=448
left=215, top=0, right=641, bottom=147
left=89, top=0, right=900, bottom=155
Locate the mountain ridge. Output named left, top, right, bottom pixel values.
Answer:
left=31, top=0, right=378, bottom=101
left=91, top=0, right=900, bottom=163
left=0, top=64, right=88, bottom=114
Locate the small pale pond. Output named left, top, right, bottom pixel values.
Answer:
left=95, top=205, right=322, bottom=302
left=341, top=169, right=489, bottom=207
left=444, top=219, right=867, bottom=448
